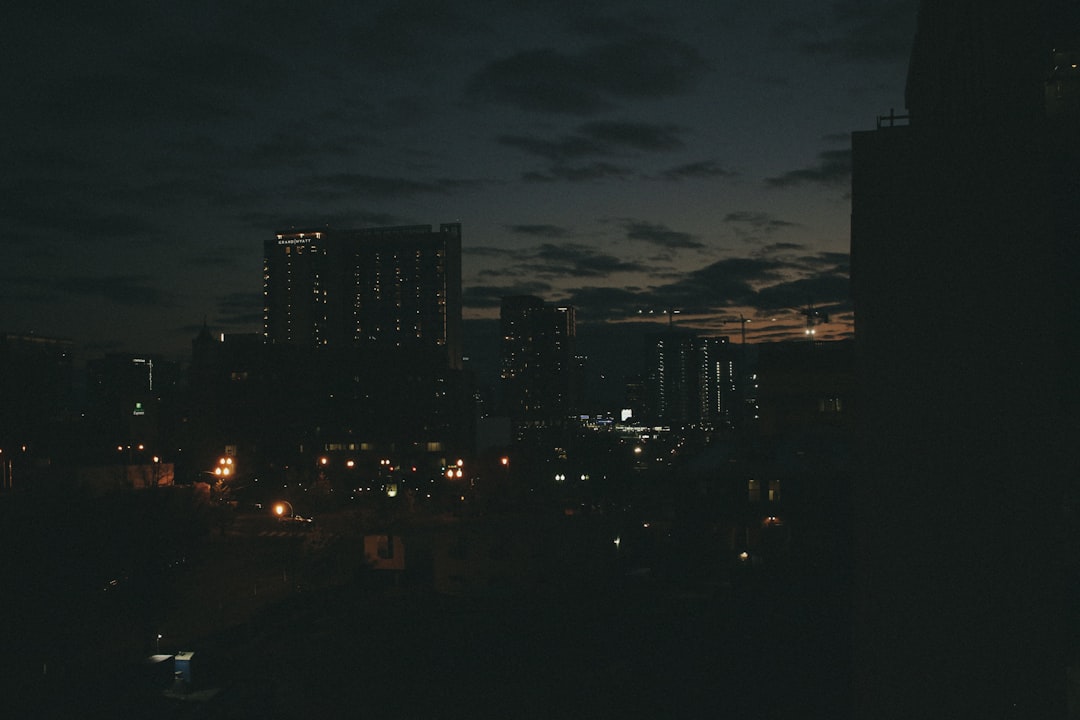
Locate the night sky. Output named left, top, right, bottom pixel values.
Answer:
left=2, top=1, right=917, bottom=360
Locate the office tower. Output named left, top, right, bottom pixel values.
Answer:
left=253, top=224, right=467, bottom=470
left=700, top=336, right=738, bottom=430
left=851, top=2, right=1077, bottom=716
left=644, top=330, right=700, bottom=426
left=641, top=332, right=741, bottom=429
left=264, top=223, right=463, bottom=369
left=499, top=296, right=577, bottom=426
left=263, top=229, right=332, bottom=348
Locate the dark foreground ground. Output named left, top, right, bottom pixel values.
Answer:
left=2, top=497, right=850, bottom=719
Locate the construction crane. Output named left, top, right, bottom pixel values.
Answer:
left=718, top=314, right=751, bottom=344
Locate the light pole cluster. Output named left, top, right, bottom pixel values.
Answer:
left=213, top=456, right=234, bottom=478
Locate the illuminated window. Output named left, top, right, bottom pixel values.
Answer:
left=819, top=396, right=843, bottom=413
left=748, top=478, right=760, bottom=503
left=768, top=479, right=781, bottom=502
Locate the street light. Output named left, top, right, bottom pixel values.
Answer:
left=213, top=456, right=235, bottom=478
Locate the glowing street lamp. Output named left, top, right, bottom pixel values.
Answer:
left=273, top=500, right=294, bottom=518
left=214, top=456, right=234, bottom=477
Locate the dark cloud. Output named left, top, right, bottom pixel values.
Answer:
left=579, top=121, right=684, bottom=151
left=662, top=257, right=785, bottom=306
left=347, top=0, right=480, bottom=71
left=724, top=211, right=798, bottom=233
left=469, top=242, right=644, bottom=280
left=499, top=134, right=610, bottom=162
left=523, top=163, right=633, bottom=183
left=242, top=125, right=379, bottom=169
left=776, top=1, right=918, bottom=63
left=215, top=292, right=263, bottom=327
left=464, top=246, right=519, bottom=258
left=622, top=221, right=704, bottom=249
left=464, top=281, right=554, bottom=309
left=531, top=243, right=646, bottom=276
left=505, top=224, right=573, bottom=238
left=56, top=275, right=172, bottom=308
left=563, top=286, right=660, bottom=320
left=753, top=273, right=850, bottom=311
left=797, top=251, right=850, bottom=271
left=658, top=160, right=735, bottom=181
left=1, top=184, right=158, bottom=241
left=296, top=173, right=486, bottom=200
left=765, top=148, right=852, bottom=187
left=37, top=40, right=284, bottom=128
left=556, top=257, right=784, bottom=322
left=241, top=210, right=402, bottom=233
left=467, top=34, right=709, bottom=115
left=560, top=254, right=849, bottom=325
left=502, top=121, right=684, bottom=164
left=466, top=244, right=851, bottom=330
left=758, top=242, right=808, bottom=254
left=188, top=250, right=247, bottom=270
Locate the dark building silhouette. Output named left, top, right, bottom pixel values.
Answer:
left=499, top=296, right=577, bottom=427
left=851, top=2, right=1078, bottom=716
left=752, top=340, right=853, bottom=438
left=85, top=353, right=181, bottom=464
left=187, top=224, right=469, bottom=486
left=0, top=333, right=74, bottom=486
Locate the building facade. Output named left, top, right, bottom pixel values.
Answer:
left=643, top=331, right=739, bottom=429
left=183, top=224, right=471, bottom=485
left=851, top=2, right=1079, bottom=716
left=499, top=296, right=577, bottom=427
left=264, top=224, right=463, bottom=369
left=0, top=333, right=75, bottom=487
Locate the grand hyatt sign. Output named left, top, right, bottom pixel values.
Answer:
left=275, top=232, right=323, bottom=245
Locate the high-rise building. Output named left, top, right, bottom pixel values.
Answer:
left=264, top=223, right=462, bottom=369
left=699, top=336, right=738, bottom=430
left=643, top=331, right=738, bottom=429
left=499, top=296, right=577, bottom=426
left=851, top=2, right=1077, bottom=716
left=645, top=330, right=699, bottom=426
left=253, top=224, right=468, bottom=471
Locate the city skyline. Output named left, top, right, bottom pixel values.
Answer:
left=2, top=1, right=918, bottom=358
